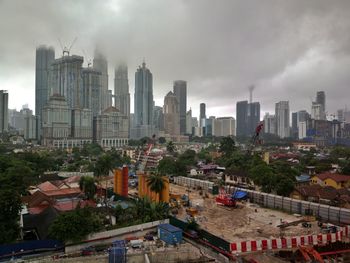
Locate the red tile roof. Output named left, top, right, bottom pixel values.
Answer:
left=28, top=199, right=96, bottom=214
left=37, top=181, right=59, bottom=192
left=316, top=173, right=350, bottom=183
left=54, top=199, right=96, bottom=211
left=64, top=175, right=82, bottom=184
left=43, top=188, right=82, bottom=197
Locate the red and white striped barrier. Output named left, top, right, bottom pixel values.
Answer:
left=230, top=226, right=350, bottom=254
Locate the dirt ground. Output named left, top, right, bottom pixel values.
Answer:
left=170, top=183, right=321, bottom=243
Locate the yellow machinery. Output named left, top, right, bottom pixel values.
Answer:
left=186, top=207, right=198, bottom=217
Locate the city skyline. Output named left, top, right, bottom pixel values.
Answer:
left=1, top=0, right=350, bottom=119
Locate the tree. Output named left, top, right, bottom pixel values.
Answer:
left=79, top=176, right=97, bottom=200
left=158, top=137, right=166, bottom=144
left=48, top=207, right=102, bottom=243
left=219, top=136, right=236, bottom=157
left=0, top=189, right=22, bottom=244
left=178, top=149, right=196, bottom=166
left=166, top=141, right=176, bottom=153
left=146, top=172, right=166, bottom=201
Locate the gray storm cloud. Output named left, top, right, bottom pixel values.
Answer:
left=0, top=0, right=350, bottom=117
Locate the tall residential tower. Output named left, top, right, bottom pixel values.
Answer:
left=114, top=64, right=130, bottom=117
left=132, top=61, right=154, bottom=138
left=173, top=80, right=187, bottom=135
left=275, top=101, right=290, bottom=138
left=35, top=45, right=55, bottom=139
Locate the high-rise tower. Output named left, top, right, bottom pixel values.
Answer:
left=0, top=90, right=8, bottom=133
left=275, top=101, right=290, bottom=138
left=173, top=80, right=187, bottom=135
left=49, top=54, right=84, bottom=109
left=35, top=45, right=55, bottom=139
left=132, top=61, right=154, bottom=139
left=316, top=91, right=326, bottom=120
left=236, top=101, right=248, bottom=137
left=114, top=64, right=130, bottom=117
left=93, top=50, right=110, bottom=111
left=163, top=91, right=180, bottom=136
left=82, top=67, right=102, bottom=117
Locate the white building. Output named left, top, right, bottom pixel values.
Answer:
left=95, top=106, right=129, bottom=148
left=275, top=101, right=290, bottom=138
left=214, top=117, right=236, bottom=137
left=311, top=103, right=322, bottom=120
left=263, top=113, right=276, bottom=135
left=298, top=121, right=307, bottom=139
left=42, top=95, right=71, bottom=147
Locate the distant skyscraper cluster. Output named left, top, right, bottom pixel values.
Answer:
left=1, top=44, right=350, bottom=148
left=33, top=45, right=129, bottom=148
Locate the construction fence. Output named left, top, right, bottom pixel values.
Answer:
left=227, top=186, right=350, bottom=225
left=174, top=176, right=214, bottom=192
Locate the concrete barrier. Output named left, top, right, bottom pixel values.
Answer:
left=230, top=225, right=350, bottom=254
left=65, top=219, right=169, bottom=253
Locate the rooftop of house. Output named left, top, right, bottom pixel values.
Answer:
left=295, top=174, right=311, bottom=182
left=315, top=173, right=350, bottom=183
left=294, top=184, right=350, bottom=201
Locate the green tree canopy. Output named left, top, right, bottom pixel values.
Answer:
left=48, top=207, right=102, bottom=243
left=219, top=136, right=236, bottom=157
left=146, top=172, right=166, bottom=197
left=166, top=141, right=176, bottom=153
left=79, top=176, right=97, bottom=200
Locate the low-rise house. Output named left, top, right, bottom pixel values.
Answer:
left=311, top=173, right=350, bottom=189
left=224, top=172, right=255, bottom=189
left=290, top=184, right=350, bottom=207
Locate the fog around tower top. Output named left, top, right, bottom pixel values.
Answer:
left=1, top=0, right=350, bottom=117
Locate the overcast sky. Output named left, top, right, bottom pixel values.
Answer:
left=1, top=0, right=350, bottom=119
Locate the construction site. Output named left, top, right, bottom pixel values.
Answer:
left=169, top=183, right=322, bottom=243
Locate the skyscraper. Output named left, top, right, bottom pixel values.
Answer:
left=199, top=103, right=206, bottom=122
left=49, top=54, right=84, bottom=109
left=263, top=113, right=276, bottom=135
left=236, top=100, right=248, bottom=137
left=132, top=61, right=154, bottom=139
left=35, top=45, right=55, bottom=139
left=199, top=103, right=206, bottom=136
left=0, top=90, right=8, bottom=133
left=82, top=68, right=102, bottom=117
left=214, top=117, right=236, bottom=137
left=114, top=64, right=130, bottom=118
left=173, top=80, right=187, bottom=135
left=292, top=112, right=298, bottom=139
left=186, top=109, right=193, bottom=135
left=163, top=91, right=180, bottom=136
left=316, top=91, right=326, bottom=119
left=275, top=101, right=290, bottom=138
left=247, top=102, right=260, bottom=135
left=153, top=106, right=164, bottom=132
left=93, top=50, right=110, bottom=111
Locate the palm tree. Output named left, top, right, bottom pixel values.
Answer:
left=79, top=176, right=97, bottom=200
left=94, top=153, right=115, bottom=224
left=146, top=172, right=166, bottom=202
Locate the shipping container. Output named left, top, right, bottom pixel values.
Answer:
left=158, top=224, right=183, bottom=245
left=109, top=247, right=126, bottom=263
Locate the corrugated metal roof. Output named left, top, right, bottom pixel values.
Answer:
left=158, top=224, right=182, bottom=233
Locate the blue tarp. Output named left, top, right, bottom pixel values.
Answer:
left=232, top=190, right=247, bottom=200
left=0, top=239, right=63, bottom=258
